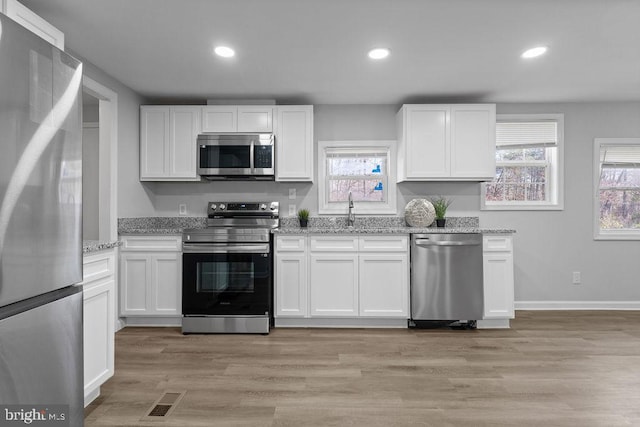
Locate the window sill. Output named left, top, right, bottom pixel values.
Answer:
left=594, top=232, right=640, bottom=241
left=481, top=204, right=564, bottom=211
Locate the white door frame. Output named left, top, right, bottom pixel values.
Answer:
left=82, top=76, right=118, bottom=241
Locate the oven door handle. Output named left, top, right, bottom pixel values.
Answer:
left=183, top=243, right=270, bottom=254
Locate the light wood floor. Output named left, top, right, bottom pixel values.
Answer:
left=85, top=311, right=640, bottom=426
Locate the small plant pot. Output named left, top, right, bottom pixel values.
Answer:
left=435, top=218, right=446, bottom=228
left=299, top=219, right=308, bottom=228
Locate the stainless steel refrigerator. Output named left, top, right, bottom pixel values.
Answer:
left=0, top=13, right=84, bottom=426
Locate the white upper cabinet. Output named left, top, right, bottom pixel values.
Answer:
left=396, top=104, right=496, bottom=181
left=139, top=104, right=313, bottom=181
left=237, top=106, right=273, bottom=132
left=2, top=0, right=65, bottom=49
left=450, top=105, right=496, bottom=178
left=201, top=106, right=236, bottom=132
left=140, top=106, right=200, bottom=181
left=275, top=105, right=314, bottom=182
left=202, top=106, right=273, bottom=132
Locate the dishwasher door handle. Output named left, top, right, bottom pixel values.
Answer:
left=414, top=239, right=481, bottom=247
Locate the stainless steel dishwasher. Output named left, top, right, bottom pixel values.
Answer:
left=410, top=233, right=483, bottom=328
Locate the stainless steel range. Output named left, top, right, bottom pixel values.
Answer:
left=182, top=201, right=279, bottom=334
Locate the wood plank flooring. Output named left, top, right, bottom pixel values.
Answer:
left=85, top=311, right=640, bottom=426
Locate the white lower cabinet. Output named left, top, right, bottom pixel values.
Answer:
left=119, top=235, right=182, bottom=324
left=359, top=254, right=408, bottom=317
left=81, top=249, right=116, bottom=407
left=481, top=235, right=515, bottom=326
left=309, top=253, right=359, bottom=316
left=275, top=234, right=409, bottom=326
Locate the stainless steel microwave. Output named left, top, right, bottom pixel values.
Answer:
left=197, top=133, right=275, bottom=180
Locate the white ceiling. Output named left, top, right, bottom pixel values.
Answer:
left=21, top=0, right=640, bottom=105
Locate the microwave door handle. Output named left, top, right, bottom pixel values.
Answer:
left=249, top=142, right=255, bottom=173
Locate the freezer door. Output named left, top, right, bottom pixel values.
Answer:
left=0, top=14, right=83, bottom=306
left=0, top=286, right=83, bottom=426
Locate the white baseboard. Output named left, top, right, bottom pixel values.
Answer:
left=515, top=301, right=640, bottom=310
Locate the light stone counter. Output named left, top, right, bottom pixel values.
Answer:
left=83, top=240, right=122, bottom=254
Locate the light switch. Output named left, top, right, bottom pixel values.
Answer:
left=179, top=204, right=187, bottom=215
left=288, top=204, right=296, bottom=216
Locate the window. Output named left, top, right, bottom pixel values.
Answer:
left=594, top=138, right=640, bottom=240
left=318, top=140, right=396, bottom=214
left=482, top=114, right=564, bottom=210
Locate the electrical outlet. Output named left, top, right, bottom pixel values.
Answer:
left=178, top=204, right=187, bottom=216
left=572, top=271, right=581, bottom=284
left=289, top=188, right=296, bottom=199
left=288, top=204, right=296, bottom=216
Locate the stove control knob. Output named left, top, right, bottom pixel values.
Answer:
left=219, top=203, right=226, bottom=211
left=270, top=203, right=277, bottom=210
left=210, top=204, right=217, bottom=211
left=260, top=204, right=267, bottom=210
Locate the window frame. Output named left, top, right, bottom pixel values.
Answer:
left=481, top=113, right=564, bottom=211
left=593, top=138, right=640, bottom=240
left=317, top=140, right=397, bottom=215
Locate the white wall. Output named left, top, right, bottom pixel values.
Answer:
left=481, top=102, right=640, bottom=305
left=70, top=50, right=154, bottom=217
left=82, top=123, right=99, bottom=239
left=139, top=102, right=640, bottom=306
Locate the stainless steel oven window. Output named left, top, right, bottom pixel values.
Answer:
left=196, top=259, right=256, bottom=293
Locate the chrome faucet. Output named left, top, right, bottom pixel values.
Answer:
left=347, top=191, right=355, bottom=227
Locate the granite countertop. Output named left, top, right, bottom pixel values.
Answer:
left=118, top=216, right=515, bottom=235
left=118, top=217, right=207, bottom=235
left=83, top=240, right=122, bottom=254
left=273, top=226, right=515, bottom=234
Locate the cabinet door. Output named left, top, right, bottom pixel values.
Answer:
left=405, top=105, right=450, bottom=178
left=237, top=106, right=273, bottom=132
left=483, top=253, right=515, bottom=319
left=309, top=254, right=358, bottom=317
left=275, top=253, right=307, bottom=317
left=202, top=106, right=237, bottom=132
left=120, top=253, right=150, bottom=315
left=151, top=253, right=181, bottom=315
left=83, top=279, right=114, bottom=404
left=450, top=104, right=496, bottom=179
left=275, top=106, right=314, bottom=181
left=169, top=106, right=200, bottom=179
left=140, top=106, right=170, bottom=179
left=359, top=254, right=408, bottom=317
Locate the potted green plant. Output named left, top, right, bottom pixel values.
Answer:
left=430, top=196, right=452, bottom=228
left=297, top=208, right=310, bottom=228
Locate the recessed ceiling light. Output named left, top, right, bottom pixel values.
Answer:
left=214, top=46, right=235, bottom=58
left=521, top=46, right=547, bottom=59
left=368, top=48, right=390, bottom=60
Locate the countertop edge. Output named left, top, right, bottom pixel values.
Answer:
left=117, top=227, right=516, bottom=235
left=273, top=227, right=516, bottom=234
left=83, top=240, right=122, bottom=254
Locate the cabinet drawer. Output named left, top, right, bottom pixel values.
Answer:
left=276, top=235, right=306, bottom=251
left=359, top=236, right=408, bottom=252
left=120, top=236, right=182, bottom=252
left=82, top=251, right=115, bottom=284
left=310, top=236, right=358, bottom=252
left=483, top=235, right=513, bottom=252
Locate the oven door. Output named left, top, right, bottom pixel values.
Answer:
left=182, top=243, right=271, bottom=316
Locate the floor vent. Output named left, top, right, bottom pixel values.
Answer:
left=142, top=391, right=186, bottom=420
